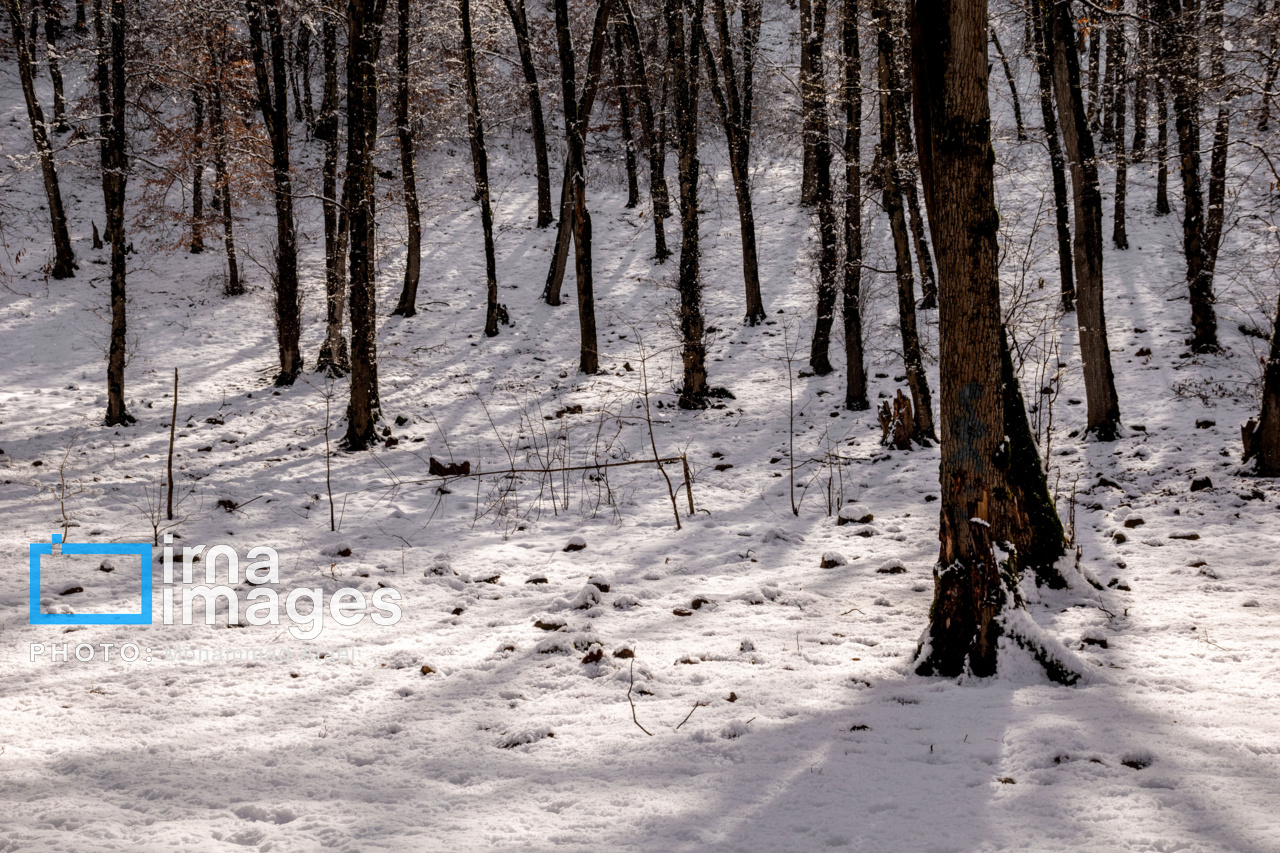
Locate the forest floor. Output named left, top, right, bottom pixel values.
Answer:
left=2, top=56, right=1280, bottom=853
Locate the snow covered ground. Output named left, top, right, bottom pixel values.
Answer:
left=2, top=34, right=1280, bottom=853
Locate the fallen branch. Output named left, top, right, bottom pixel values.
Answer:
left=675, top=700, right=708, bottom=731
left=628, top=657, right=652, bottom=736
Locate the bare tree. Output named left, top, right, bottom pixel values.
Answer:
left=841, top=0, right=868, bottom=411
left=390, top=0, right=422, bottom=317
left=342, top=0, right=389, bottom=451
left=460, top=0, right=502, bottom=338
left=1112, top=3, right=1129, bottom=250
left=618, top=0, right=671, bottom=260
left=315, top=0, right=348, bottom=374
left=1030, top=0, right=1073, bottom=310
left=502, top=0, right=554, bottom=228
left=246, top=0, right=304, bottom=384
left=7, top=0, right=76, bottom=279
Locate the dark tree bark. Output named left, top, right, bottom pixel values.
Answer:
left=297, top=21, right=314, bottom=130
left=95, top=0, right=132, bottom=425
left=1244, top=263, right=1280, bottom=475
left=207, top=63, right=242, bottom=297
left=191, top=86, right=206, bottom=254
left=390, top=0, right=422, bottom=318
left=610, top=22, right=640, bottom=208
left=1155, top=74, right=1170, bottom=214
left=42, top=0, right=69, bottom=132
left=1101, top=13, right=1118, bottom=147
left=618, top=0, right=671, bottom=260
left=841, top=0, right=868, bottom=411
left=671, top=0, right=708, bottom=407
left=700, top=0, right=765, bottom=325
left=460, top=0, right=501, bottom=338
left=1112, top=3, right=1128, bottom=250
left=342, top=0, right=389, bottom=451
left=247, top=0, right=303, bottom=385
left=74, top=0, right=83, bottom=32
left=990, top=25, right=1027, bottom=140
left=803, top=0, right=840, bottom=375
left=909, top=0, right=1012, bottom=679
left=316, top=1, right=348, bottom=374
left=1203, top=0, right=1228, bottom=276
left=1154, top=0, right=1219, bottom=351
left=1030, top=0, right=1074, bottom=310
left=551, top=0, right=607, bottom=374
left=1261, top=0, right=1279, bottom=131
left=799, top=0, right=832, bottom=206
left=874, top=0, right=933, bottom=441
left=1087, top=15, right=1101, bottom=131
left=501, top=0, right=554, bottom=228
left=7, top=0, right=75, bottom=279
left=1131, top=0, right=1149, bottom=160
left=1048, top=0, right=1121, bottom=439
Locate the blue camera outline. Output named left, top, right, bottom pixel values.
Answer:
left=30, top=534, right=153, bottom=625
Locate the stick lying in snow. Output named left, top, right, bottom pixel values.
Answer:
left=628, top=657, right=652, bottom=736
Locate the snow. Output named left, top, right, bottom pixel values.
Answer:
left=2, top=15, right=1280, bottom=853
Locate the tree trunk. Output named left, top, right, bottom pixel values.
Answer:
left=42, top=0, right=68, bottom=132
left=1203, top=0, right=1228, bottom=276
left=1155, top=0, right=1218, bottom=351
left=1101, top=14, right=1117, bottom=147
left=990, top=25, right=1026, bottom=140
left=1155, top=74, right=1170, bottom=214
left=1131, top=0, right=1149, bottom=160
left=461, top=0, right=502, bottom=338
left=298, top=21, right=314, bottom=131
left=342, top=0, right=389, bottom=451
left=803, top=0, right=840, bottom=375
left=874, top=0, right=933, bottom=441
left=1087, top=17, right=1101, bottom=131
left=618, top=0, right=671, bottom=259
left=247, top=0, right=303, bottom=385
left=701, top=0, right=765, bottom=326
left=316, top=3, right=348, bottom=374
left=391, top=0, right=422, bottom=318
left=208, top=68, right=242, bottom=297
left=1048, top=0, right=1121, bottom=440
left=7, top=0, right=75, bottom=279
left=95, top=0, right=132, bottom=425
left=191, top=86, right=206, bottom=254
left=1260, top=0, right=1279, bottom=131
left=1112, top=3, right=1128, bottom=250
left=671, top=0, right=708, bottom=407
left=502, top=0, right=554, bottom=228
left=909, top=0, right=1011, bottom=679
left=1030, top=0, right=1074, bottom=310
left=841, top=0, right=868, bottom=411
left=1244, top=265, right=1280, bottom=475
left=552, top=0, right=608, bottom=374
left=74, top=0, right=83, bottom=33
left=799, top=0, right=820, bottom=205
left=610, top=22, right=640, bottom=208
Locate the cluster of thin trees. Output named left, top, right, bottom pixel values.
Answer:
left=6, top=0, right=1280, bottom=673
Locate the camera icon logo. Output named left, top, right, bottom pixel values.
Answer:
left=29, top=534, right=153, bottom=625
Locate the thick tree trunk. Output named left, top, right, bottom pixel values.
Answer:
left=95, top=0, right=132, bottom=425
left=909, top=0, right=1011, bottom=679
left=1261, top=0, right=1280, bottom=131
left=799, top=0, right=820, bottom=205
left=191, top=86, right=206, bottom=254
left=1156, top=0, right=1219, bottom=351
left=342, top=0, right=389, bottom=451
left=7, top=0, right=75, bottom=279
left=1030, top=0, right=1074, bottom=310
left=671, top=0, right=708, bottom=407
left=502, top=0, right=554, bottom=228
left=1101, top=14, right=1117, bottom=147
left=618, top=0, right=671, bottom=259
left=391, top=0, right=422, bottom=318
left=874, top=0, right=933, bottom=441
left=461, top=0, right=501, bottom=338
left=1112, top=4, right=1128, bottom=250
left=1048, top=0, right=1121, bottom=440
left=804, top=0, right=840, bottom=375
left=1245, top=269, right=1280, bottom=475
left=1203, top=0, right=1228, bottom=276
left=316, top=4, right=348, bottom=374
left=1087, top=17, right=1101, bottom=131
left=990, top=25, right=1026, bottom=140
left=841, top=0, right=867, bottom=411
left=1131, top=0, right=1149, bottom=160
left=297, top=22, right=314, bottom=131
left=610, top=23, right=640, bottom=208
left=247, top=0, right=303, bottom=385
left=552, top=0, right=607, bottom=374
left=701, top=0, right=765, bottom=325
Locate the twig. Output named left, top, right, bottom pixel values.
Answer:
left=628, top=657, right=652, bottom=736
left=167, top=368, right=177, bottom=521
left=675, top=700, right=708, bottom=731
